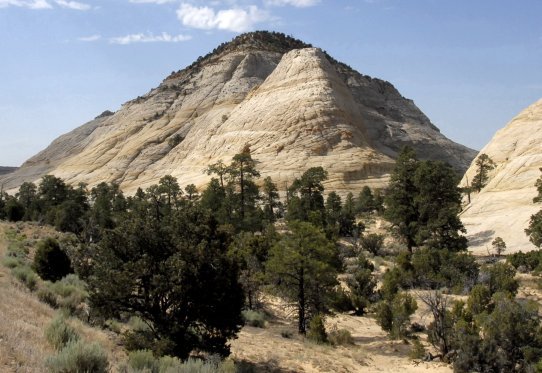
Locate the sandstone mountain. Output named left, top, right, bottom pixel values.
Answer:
left=460, top=98, right=542, bottom=254
left=1, top=32, right=476, bottom=194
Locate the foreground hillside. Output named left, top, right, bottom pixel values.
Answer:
left=0, top=221, right=452, bottom=373
left=0, top=223, right=126, bottom=372
left=2, top=145, right=541, bottom=372
left=460, top=98, right=542, bottom=254
left=0, top=31, right=475, bottom=194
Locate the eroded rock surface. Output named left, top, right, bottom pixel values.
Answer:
left=1, top=32, right=475, bottom=194
left=461, top=98, right=542, bottom=254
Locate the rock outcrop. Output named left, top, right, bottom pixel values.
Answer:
left=1, top=32, right=476, bottom=194
left=460, top=98, right=542, bottom=254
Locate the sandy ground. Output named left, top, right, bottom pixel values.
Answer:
left=230, top=295, right=452, bottom=373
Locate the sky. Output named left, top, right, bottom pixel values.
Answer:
left=0, top=0, right=541, bottom=166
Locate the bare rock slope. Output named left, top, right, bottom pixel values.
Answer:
left=1, top=32, right=476, bottom=193
left=460, top=98, right=542, bottom=254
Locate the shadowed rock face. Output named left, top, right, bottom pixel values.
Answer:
left=0, top=167, right=18, bottom=177
left=460, top=98, right=542, bottom=254
left=1, top=31, right=476, bottom=194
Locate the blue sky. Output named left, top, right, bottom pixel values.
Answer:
left=0, top=0, right=541, bottom=166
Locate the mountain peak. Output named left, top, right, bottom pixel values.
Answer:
left=165, top=31, right=313, bottom=81
left=0, top=32, right=476, bottom=194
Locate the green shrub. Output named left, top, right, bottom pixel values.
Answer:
left=38, top=284, right=59, bottom=308
left=375, top=292, right=417, bottom=339
left=328, top=328, right=354, bottom=346
left=158, top=355, right=183, bottom=372
left=33, top=237, right=72, bottom=282
left=6, top=241, right=28, bottom=259
left=104, top=319, right=122, bottom=334
left=329, top=287, right=354, bottom=313
left=45, top=316, right=80, bottom=350
left=123, top=329, right=154, bottom=353
left=46, top=340, right=109, bottom=373
left=128, top=316, right=152, bottom=332
left=12, top=265, right=38, bottom=291
left=359, top=233, right=384, bottom=255
left=2, top=256, right=23, bottom=269
left=241, top=310, right=265, bottom=328
left=347, top=255, right=377, bottom=315
left=508, top=250, right=542, bottom=273
left=481, top=262, right=519, bottom=296
left=50, top=274, right=88, bottom=314
left=5, top=198, right=25, bottom=222
left=175, top=357, right=224, bottom=373
left=128, top=349, right=158, bottom=372
left=307, top=314, right=327, bottom=344
left=410, top=248, right=479, bottom=292
left=466, top=284, right=492, bottom=315
left=409, top=339, right=426, bottom=360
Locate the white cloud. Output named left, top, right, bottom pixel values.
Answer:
left=177, top=3, right=269, bottom=32
left=129, top=0, right=176, bottom=4
left=0, top=0, right=92, bottom=9
left=78, top=34, right=101, bottom=42
left=109, top=32, right=192, bottom=45
left=0, top=0, right=52, bottom=9
left=265, top=0, right=319, bottom=7
left=55, top=0, right=90, bottom=10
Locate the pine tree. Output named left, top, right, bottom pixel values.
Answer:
left=356, top=186, right=376, bottom=213
left=262, top=176, right=280, bottom=223
left=16, top=182, right=37, bottom=220
left=471, top=153, right=496, bottom=192
left=413, top=160, right=467, bottom=251
left=287, top=167, right=328, bottom=226
left=384, top=147, right=419, bottom=252
left=339, top=192, right=356, bottom=236
left=84, top=203, right=244, bottom=359
left=266, top=221, right=340, bottom=334
left=229, top=145, right=260, bottom=222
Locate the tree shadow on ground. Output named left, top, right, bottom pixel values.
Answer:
left=235, top=359, right=298, bottom=373
left=467, top=229, right=495, bottom=248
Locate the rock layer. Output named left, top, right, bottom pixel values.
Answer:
left=460, top=98, right=542, bottom=254
left=1, top=32, right=476, bottom=194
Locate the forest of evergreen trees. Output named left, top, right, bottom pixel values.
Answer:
left=2, top=146, right=542, bottom=372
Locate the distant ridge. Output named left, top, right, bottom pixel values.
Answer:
left=0, top=31, right=476, bottom=194
left=0, top=167, right=18, bottom=177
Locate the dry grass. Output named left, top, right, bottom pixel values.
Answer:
left=0, top=222, right=126, bottom=372
left=0, top=224, right=54, bottom=371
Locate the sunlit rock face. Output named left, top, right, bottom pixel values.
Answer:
left=1, top=32, right=475, bottom=195
left=460, top=98, right=542, bottom=254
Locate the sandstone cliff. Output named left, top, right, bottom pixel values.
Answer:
left=460, top=98, right=542, bottom=254
left=1, top=32, right=476, bottom=194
